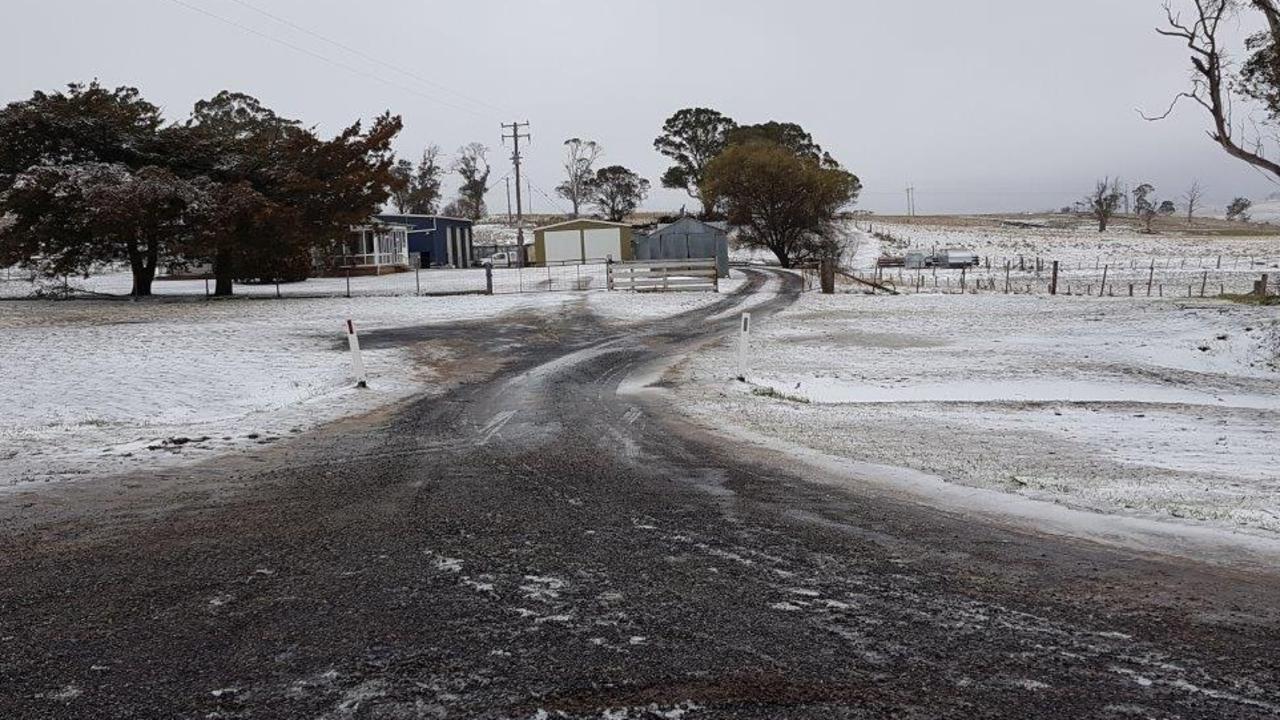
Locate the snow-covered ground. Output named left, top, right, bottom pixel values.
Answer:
left=0, top=270, right=741, bottom=488
left=673, top=292, right=1280, bottom=537
left=0, top=294, right=574, bottom=488
left=856, top=220, right=1280, bottom=295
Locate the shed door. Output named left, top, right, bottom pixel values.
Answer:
left=583, top=229, right=621, bottom=262
left=543, top=230, right=581, bottom=263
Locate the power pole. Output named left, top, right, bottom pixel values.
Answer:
left=502, top=121, right=531, bottom=265
left=505, top=177, right=513, bottom=224
left=906, top=185, right=916, bottom=218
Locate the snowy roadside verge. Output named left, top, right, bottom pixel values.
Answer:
left=662, top=292, right=1280, bottom=543
left=0, top=293, right=569, bottom=488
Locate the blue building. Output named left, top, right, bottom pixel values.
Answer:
left=375, top=214, right=475, bottom=268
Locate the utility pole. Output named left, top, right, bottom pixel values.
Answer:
left=905, top=185, right=916, bottom=218
left=505, top=177, right=513, bottom=224
left=502, top=121, right=531, bottom=266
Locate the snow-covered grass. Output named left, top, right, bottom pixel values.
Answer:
left=674, top=292, right=1280, bottom=537
left=0, top=293, right=570, bottom=488
left=0, top=265, right=755, bottom=488
left=847, top=220, right=1280, bottom=296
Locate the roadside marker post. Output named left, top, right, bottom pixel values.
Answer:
left=345, top=319, right=368, bottom=389
left=737, top=313, right=752, bottom=382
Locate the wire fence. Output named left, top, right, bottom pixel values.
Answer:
left=0, top=261, right=614, bottom=300
left=842, top=254, right=1277, bottom=298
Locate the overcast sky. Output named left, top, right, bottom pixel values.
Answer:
left=5, top=0, right=1280, bottom=214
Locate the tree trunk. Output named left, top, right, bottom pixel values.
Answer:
left=1098, top=215, right=1107, bottom=233
left=213, top=246, right=235, bottom=296
left=127, top=239, right=156, bottom=297
left=131, top=266, right=155, bottom=297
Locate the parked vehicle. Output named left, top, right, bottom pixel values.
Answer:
left=877, top=249, right=979, bottom=270
left=482, top=252, right=514, bottom=268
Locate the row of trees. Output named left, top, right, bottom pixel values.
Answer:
left=652, top=108, right=862, bottom=267
left=0, top=82, right=401, bottom=296
left=1082, top=177, right=1251, bottom=232
left=552, top=139, right=651, bottom=222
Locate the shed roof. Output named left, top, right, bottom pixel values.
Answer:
left=648, top=216, right=729, bottom=236
left=534, top=218, right=633, bottom=232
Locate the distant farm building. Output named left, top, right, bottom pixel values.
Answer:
left=635, top=217, right=730, bottom=278
left=376, top=214, right=475, bottom=268
left=532, top=219, right=634, bottom=265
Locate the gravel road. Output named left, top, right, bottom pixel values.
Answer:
left=2, top=270, right=1278, bottom=719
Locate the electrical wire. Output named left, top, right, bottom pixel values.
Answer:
left=159, top=0, right=497, bottom=119
left=220, top=0, right=513, bottom=117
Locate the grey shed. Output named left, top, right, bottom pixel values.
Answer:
left=633, top=217, right=730, bottom=278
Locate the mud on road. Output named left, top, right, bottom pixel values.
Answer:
left=2, top=270, right=1279, bottom=719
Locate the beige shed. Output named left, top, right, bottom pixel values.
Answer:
left=532, top=219, right=634, bottom=265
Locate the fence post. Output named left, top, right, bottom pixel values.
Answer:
left=345, top=267, right=351, bottom=299
left=345, top=319, right=367, bottom=389
left=1050, top=260, right=1059, bottom=296
left=1146, top=262, right=1155, bottom=297
left=1100, top=264, right=1108, bottom=297
left=737, top=313, right=752, bottom=382
left=204, top=278, right=210, bottom=300
left=1200, top=271, right=1208, bottom=298
left=485, top=264, right=494, bottom=295
left=415, top=257, right=421, bottom=296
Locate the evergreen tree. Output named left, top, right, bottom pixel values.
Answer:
left=591, top=166, right=649, bottom=222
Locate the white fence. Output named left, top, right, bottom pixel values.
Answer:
left=607, top=259, right=720, bottom=293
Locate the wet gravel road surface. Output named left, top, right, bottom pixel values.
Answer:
left=2, top=270, right=1279, bottom=719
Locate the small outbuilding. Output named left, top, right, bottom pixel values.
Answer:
left=634, top=217, right=730, bottom=278
left=532, top=219, right=634, bottom=265
left=375, top=214, right=475, bottom=268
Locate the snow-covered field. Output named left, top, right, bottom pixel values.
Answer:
left=674, top=292, right=1280, bottom=537
left=0, top=293, right=582, bottom=488
left=854, top=219, right=1280, bottom=296
left=0, top=267, right=744, bottom=489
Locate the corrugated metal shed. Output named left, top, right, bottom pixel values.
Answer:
left=634, top=216, right=730, bottom=278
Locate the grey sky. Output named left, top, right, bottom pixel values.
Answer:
left=5, top=0, right=1278, bottom=214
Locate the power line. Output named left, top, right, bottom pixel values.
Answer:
left=221, top=0, right=511, bottom=117
left=528, top=179, right=570, bottom=216
left=159, top=0, right=493, bottom=119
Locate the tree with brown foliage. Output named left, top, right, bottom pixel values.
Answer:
left=702, top=140, right=861, bottom=268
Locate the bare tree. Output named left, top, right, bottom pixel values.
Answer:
left=1085, top=178, right=1125, bottom=232
left=452, top=143, right=490, bottom=221
left=555, top=138, right=602, bottom=217
left=1183, top=180, right=1206, bottom=224
left=1149, top=1, right=1280, bottom=181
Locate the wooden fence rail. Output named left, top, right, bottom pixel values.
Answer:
left=607, top=259, right=720, bottom=293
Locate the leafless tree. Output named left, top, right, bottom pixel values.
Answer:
left=1085, top=178, right=1125, bottom=232
left=1183, top=180, right=1206, bottom=224
left=555, top=138, right=602, bottom=217
left=1148, top=1, right=1280, bottom=181
left=452, top=143, right=490, bottom=221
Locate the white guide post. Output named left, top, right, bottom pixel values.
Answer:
left=737, top=312, right=751, bottom=382
left=346, top=319, right=368, bottom=389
